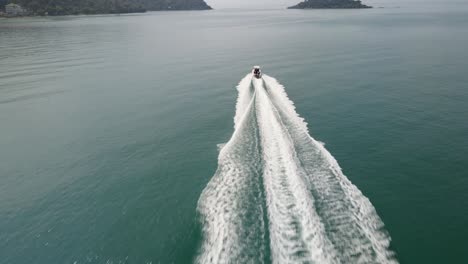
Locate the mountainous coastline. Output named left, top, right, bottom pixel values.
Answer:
left=288, top=0, right=371, bottom=9
left=1, top=0, right=212, bottom=15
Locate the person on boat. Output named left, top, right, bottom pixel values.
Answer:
left=253, top=66, right=262, bottom=79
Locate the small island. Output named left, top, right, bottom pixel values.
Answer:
left=288, top=0, right=371, bottom=9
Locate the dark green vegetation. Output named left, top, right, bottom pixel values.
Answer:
left=1, top=0, right=211, bottom=15
left=288, top=0, right=371, bottom=9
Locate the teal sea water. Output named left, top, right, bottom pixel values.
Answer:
left=1, top=2, right=468, bottom=263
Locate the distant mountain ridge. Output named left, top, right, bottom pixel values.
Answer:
left=1, top=0, right=212, bottom=15
left=289, top=0, right=371, bottom=9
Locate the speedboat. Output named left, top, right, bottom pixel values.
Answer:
left=253, top=66, right=262, bottom=79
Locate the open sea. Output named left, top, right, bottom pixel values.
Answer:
left=1, top=1, right=468, bottom=263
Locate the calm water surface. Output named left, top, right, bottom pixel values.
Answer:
left=1, top=3, right=468, bottom=263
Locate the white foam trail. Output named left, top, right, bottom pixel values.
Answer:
left=196, top=75, right=268, bottom=263
left=262, top=75, right=396, bottom=263
left=254, top=77, right=339, bottom=263
left=197, top=74, right=397, bottom=264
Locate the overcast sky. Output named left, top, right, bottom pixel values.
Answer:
left=207, top=0, right=299, bottom=9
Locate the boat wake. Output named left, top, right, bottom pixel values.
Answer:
left=196, top=74, right=397, bottom=263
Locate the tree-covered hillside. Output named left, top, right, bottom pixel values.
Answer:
left=2, top=0, right=212, bottom=15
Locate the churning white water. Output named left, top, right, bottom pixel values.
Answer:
left=196, top=74, right=397, bottom=264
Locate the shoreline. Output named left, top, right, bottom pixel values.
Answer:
left=0, top=8, right=216, bottom=18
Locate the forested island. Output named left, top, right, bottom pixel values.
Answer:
left=1, top=0, right=211, bottom=16
left=288, top=0, right=371, bottom=9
